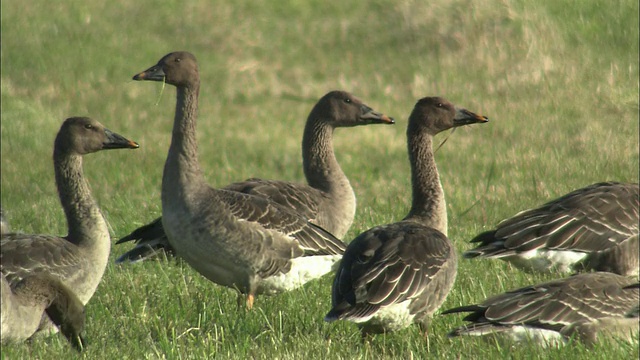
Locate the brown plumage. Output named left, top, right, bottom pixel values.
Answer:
left=1, top=117, right=138, bottom=335
left=325, top=97, right=488, bottom=337
left=130, top=51, right=355, bottom=308
left=115, top=90, right=394, bottom=263
left=1, top=273, right=86, bottom=350
left=464, top=182, right=639, bottom=276
left=443, top=272, right=639, bottom=347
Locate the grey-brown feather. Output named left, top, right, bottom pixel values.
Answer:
left=444, top=272, right=639, bottom=344
left=329, top=221, right=455, bottom=321
left=326, top=96, right=488, bottom=335
left=464, top=182, right=639, bottom=275
left=115, top=90, right=393, bottom=263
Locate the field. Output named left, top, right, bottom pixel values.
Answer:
left=1, top=0, right=638, bottom=359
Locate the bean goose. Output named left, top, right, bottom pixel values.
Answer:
left=443, top=272, right=639, bottom=347
left=463, top=182, right=639, bottom=276
left=0, top=117, right=139, bottom=308
left=1, top=273, right=85, bottom=350
left=131, top=51, right=350, bottom=309
left=115, top=91, right=394, bottom=263
left=325, top=97, right=488, bottom=338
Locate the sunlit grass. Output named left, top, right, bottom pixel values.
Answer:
left=1, top=0, right=638, bottom=358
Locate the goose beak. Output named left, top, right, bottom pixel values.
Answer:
left=360, top=105, right=395, bottom=125
left=453, top=107, right=488, bottom=127
left=102, top=129, right=140, bottom=150
left=132, top=64, right=165, bottom=82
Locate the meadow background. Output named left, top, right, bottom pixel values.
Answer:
left=1, top=0, right=638, bottom=359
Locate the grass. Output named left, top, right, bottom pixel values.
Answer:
left=1, top=0, right=638, bottom=358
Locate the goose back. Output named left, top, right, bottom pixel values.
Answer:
left=463, top=182, right=639, bottom=276
left=443, top=272, right=639, bottom=347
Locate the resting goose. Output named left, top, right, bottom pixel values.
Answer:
left=1, top=273, right=86, bottom=350
left=325, top=97, right=488, bottom=338
left=463, top=182, right=639, bottom=276
left=443, top=272, right=639, bottom=347
left=0, top=117, right=139, bottom=307
left=115, top=90, right=394, bottom=263
left=131, top=51, right=349, bottom=308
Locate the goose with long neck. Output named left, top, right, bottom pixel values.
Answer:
left=1, top=117, right=139, bottom=306
left=463, top=181, right=639, bottom=276
left=1, top=273, right=86, bottom=351
left=325, top=97, right=488, bottom=338
left=131, top=51, right=351, bottom=308
left=115, top=90, right=394, bottom=263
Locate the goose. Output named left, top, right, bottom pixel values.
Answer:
left=463, top=182, right=639, bottom=276
left=115, top=90, right=394, bottom=263
left=130, top=51, right=351, bottom=309
left=1, top=273, right=86, bottom=351
left=324, top=97, right=488, bottom=338
left=443, top=272, right=639, bottom=347
left=1, top=117, right=139, bottom=307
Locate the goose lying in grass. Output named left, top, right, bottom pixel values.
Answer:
left=325, top=97, right=488, bottom=339
left=115, top=90, right=394, bottom=263
left=130, top=51, right=351, bottom=309
left=443, top=272, right=639, bottom=347
left=463, top=182, right=639, bottom=276
left=1, top=273, right=86, bottom=351
left=1, top=117, right=138, bottom=331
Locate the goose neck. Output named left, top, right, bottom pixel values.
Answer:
left=53, top=151, right=108, bottom=246
left=302, top=118, right=347, bottom=193
left=163, top=84, right=205, bottom=196
left=405, top=130, right=448, bottom=235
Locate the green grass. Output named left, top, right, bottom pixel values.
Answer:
left=1, top=0, right=638, bottom=358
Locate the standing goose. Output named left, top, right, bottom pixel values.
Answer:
left=0, top=117, right=139, bottom=306
left=131, top=51, right=351, bottom=308
left=443, top=272, right=639, bottom=347
left=463, top=182, right=639, bottom=276
left=115, top=90, right=394, bottom=263
left=325, top=97, right=488, bottom=338
left=1, top=273, right=86, bottom=351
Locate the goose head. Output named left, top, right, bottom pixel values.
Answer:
left=310, top=90, right=395, bottom=127
left=54, top=117, right=139, bottom=156
left=408, top=97, right=488, bottom=136
left=132, top=51, right=199, bottom=88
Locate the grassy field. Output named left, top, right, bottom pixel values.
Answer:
left=1, top=0, right=638, bottom=358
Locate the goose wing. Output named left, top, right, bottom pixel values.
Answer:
left=444, top=272, right=638, bottom=337
left=216, top=189, right=344, bottom=257
left=465, top=182, right=639, bottom=258
left=115, top=180, right=326, bottom=263
left=1, top=234, right=83, bottom=286
left=326, top=221, right=453, bottom=321
left=223, top=178, right=323, bottom=221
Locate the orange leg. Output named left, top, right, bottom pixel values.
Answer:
left=246, top=293, right=255, bottom=310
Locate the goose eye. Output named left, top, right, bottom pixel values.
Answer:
left=356, top=254, right=370, bottom=264
left=344, top=98, right=352, bottom=104
left=436, top=103, right=444, bottom=108
left=175, top=58, right=181, bottom=63
left=84, top=124, right=93, bottom=130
